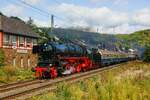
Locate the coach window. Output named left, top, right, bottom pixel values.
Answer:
left=26, top=37, right=32, bottom=48
left=19, top=36, right=24, bottom=47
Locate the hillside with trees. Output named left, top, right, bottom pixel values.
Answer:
left=35, top=27, right=150, bottom=54
left=116, top=29, right=150, bottom=48
left=51, top=28, right=117, bottom=49
left=116, top=29, right=150, bottom=61
left=35, top=27, right=119, bottom=50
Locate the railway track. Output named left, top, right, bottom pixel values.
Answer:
left=0, top=62, right=126, bottom=100
left=0, top=80, right=42, bottom=93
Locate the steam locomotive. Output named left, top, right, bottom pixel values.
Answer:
left=32, top=39, right=136, bottom=78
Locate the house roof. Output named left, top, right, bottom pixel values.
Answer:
left=0, top=15, right=40, bottom=38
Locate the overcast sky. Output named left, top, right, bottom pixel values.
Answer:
left=1, top=0, right=150, bottom=34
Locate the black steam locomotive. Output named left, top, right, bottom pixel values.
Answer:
left=32, top=39, right=136, bottom=78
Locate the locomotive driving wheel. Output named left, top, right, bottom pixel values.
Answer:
left=50, top=67, right=58, bottom=79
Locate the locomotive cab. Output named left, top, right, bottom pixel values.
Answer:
left=91, top=48, right=102, bottom=66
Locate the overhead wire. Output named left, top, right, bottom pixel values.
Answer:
left=17, top=0, right=71, bottom=26
left=6, top=0, right=78, bottom=28
left=18, top=0, right=50, bottom=17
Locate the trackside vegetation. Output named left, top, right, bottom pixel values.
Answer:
left=0, top=49, right=5, bottom=66
left=144, top=46, right=150, bottom=62
left=0, top=49, right=35, bottom=84
left=0, top=66, right=35, bottom=84
left=32, top=61, right=150, bottom=100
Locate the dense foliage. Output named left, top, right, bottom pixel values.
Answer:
left=36, top=27, right=53, bottom=44
left=0, top=49, right=5, bottom=66
left=38, top=28, right=118, bottom=50
left=116, top=29, right=150, bottom=48
left=40, top=28, right=149, bottom=50
left=143, top=46, right=150, bottom=62
left=116, top=29, right=150, bottom=61
left=0, top=66, right=35, bottom=84
left=0, top=12, right=3, bottom=15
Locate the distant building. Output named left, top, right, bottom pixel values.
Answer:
left=0, top=15, right=40, bottom=68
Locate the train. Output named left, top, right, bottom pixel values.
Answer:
left=32, top=39, right=137, bottom=79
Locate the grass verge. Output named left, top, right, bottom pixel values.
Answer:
left=0, top=66, right=35, bottom=84
left=32, top=61, right=150, bottom=100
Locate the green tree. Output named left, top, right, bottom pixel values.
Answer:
left=26, top=18, right=52, bottom=44
left=35, top=27, right=52, bottom=44
left=143, top=46, right=150, bottom=62
left=0, top=12, right=3, bottom=16
left=27, top=17, right=33, bottom=25
left=143, top=32, right=150, bottom=62
left=0, top=49, right=5, bottom=66
left=10, top=16, right=23, bottom=21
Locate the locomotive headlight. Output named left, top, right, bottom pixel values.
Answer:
left=49, top=64, right=52, bottom=66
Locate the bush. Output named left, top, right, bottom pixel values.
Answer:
left=143, top=46, right=150, bottom=62
left=0, top=66, right=35, bottom=83
left=3, top=66, right=17, bottom=81
left=0, top=49, right=5, bottom=66
left=16, top=69, right=35, bottom=80
left=55, top=82, right=83, bottom=100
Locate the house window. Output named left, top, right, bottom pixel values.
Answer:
left=26, top=37, right=32, bottom=47
left=33, top=39, right=37, bottom=46
left=19, top=36, right=24, bottom=47
left=12, top=35, right=17, bottom=47
left=3, top=34, right=11, bottom=46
